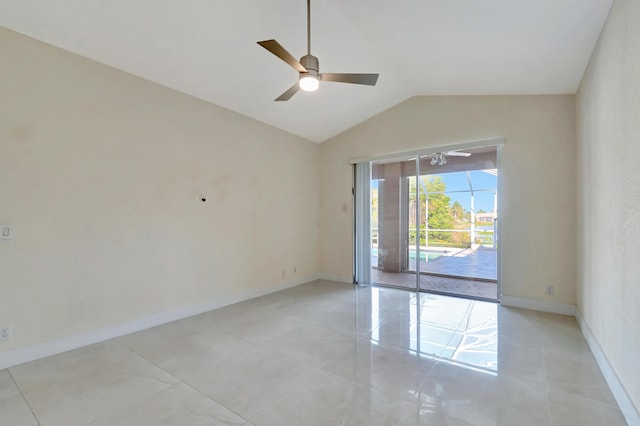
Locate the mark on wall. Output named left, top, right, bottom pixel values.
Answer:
left=9, top=124, right=35, bottom=142
left=209, top=175, right=230, bottom=200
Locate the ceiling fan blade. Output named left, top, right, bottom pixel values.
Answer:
left=257, top=39, right=307, bottom=73
left=275, top=82, right=301, bottom=101
left=446, top=151, right=471, bottom=157
left=320, top=73, right=379, bottom=86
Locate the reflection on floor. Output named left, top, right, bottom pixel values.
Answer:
left=372, top=269, right=498, bottom=300
left=368, top=287, right=499, bottom=372
left=0, top=281, right=626, bottom=426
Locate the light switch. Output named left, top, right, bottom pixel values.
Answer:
left=0, top=225, right=12, bottom=240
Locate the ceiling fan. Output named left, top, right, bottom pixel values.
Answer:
left=427, top=151, right=471, bottom=166
left=257, top=0, right=379, bottom=101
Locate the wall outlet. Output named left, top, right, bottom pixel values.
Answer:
left=281, top=269, right=286, bottom=278
left=0, top=326, right=11, bottom=341
left=293, top=267, right=297, bottom=274
left=545, top=285, right=554, bottom=296
left=0, top=224, right=13, bottom=240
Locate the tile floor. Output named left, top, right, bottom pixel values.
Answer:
left=0, top=280, right=627, bottom=425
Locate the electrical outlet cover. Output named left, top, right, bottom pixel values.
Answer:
left=0, top=326, right=11, bottom=341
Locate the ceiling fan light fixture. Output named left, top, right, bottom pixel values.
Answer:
left=299, top=74, right=319, bottom=91
left=430, top=153, right=448, bottom=166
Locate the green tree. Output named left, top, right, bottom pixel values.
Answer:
left=424, top=176, right=453, bottom=242
left=451, top=200, right=466, bottom=223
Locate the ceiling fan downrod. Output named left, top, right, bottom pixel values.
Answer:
left=307, top=0, right=311, bottom=55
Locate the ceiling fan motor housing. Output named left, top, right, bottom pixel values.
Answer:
left=300, top=54, right=319, bottom=78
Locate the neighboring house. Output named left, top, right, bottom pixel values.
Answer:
left=474, top=212, right=496, bottom=223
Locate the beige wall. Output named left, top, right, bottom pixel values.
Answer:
left=0, top=28, right=319, bottom=352
left=577, top=0, right=640, bottom=413
left=319, top=95, right=577, bottom=304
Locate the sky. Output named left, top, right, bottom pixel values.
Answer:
left=372, top=170, right=497, bottom=213
left=435, top=170, right=497, bottom=212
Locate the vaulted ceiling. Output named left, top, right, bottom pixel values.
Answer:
left=0, top=0, right=613, bottom=142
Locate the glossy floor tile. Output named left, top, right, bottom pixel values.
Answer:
left=87, top=383, right=245, bottom=426
left=0, top=395, right=39, bottom=426
left=0, top=280, right=628, bottom=425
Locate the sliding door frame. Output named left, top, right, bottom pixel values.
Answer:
left=351, top=137, right=504, bottom=301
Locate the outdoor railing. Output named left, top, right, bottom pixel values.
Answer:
left=372, top=227, right=495, bottom=249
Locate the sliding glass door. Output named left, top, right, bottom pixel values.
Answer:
left=360, top=145, right=499, bottom=302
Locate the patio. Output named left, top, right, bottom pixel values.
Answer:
left=372, top=246, right=498, bottom=300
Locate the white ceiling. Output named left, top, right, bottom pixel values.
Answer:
left=0, top=0, right=613, bottom=142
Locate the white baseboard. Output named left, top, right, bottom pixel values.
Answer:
left=500, top=295, right=576, bottom=316
left=0, top=275, right=319, bottom=370
left=576, top=310, right=640, bottom=426
left=316, top=273, right=353, bottom=284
